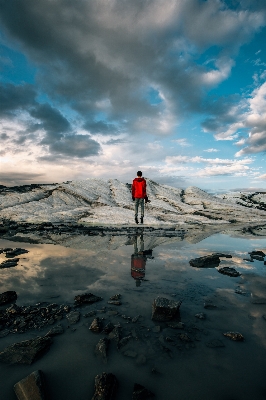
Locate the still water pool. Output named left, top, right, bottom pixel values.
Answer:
left=0, top=229, right=266, bottom=399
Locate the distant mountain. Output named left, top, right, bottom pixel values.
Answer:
left=1, top=179, right=266, bottom=225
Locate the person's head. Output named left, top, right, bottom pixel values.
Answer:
left=137, top=171, right=142, bottom=177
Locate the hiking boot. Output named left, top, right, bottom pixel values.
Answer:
left=135, top=217, right=139, bottom=224
left=140, top=217, right=144, bottom=224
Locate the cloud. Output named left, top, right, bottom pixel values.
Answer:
left=0, top=171, right=45, bottom=186
left=204, top=148, right=219, bottom=152
left=172, top=138, right=191, bottom=147
left=0, top=82, right=36, bottom=115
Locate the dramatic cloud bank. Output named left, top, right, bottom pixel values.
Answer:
left=1, top=0, right=266, bottom=190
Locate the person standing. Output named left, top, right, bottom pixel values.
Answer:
left=132, top=171, right=149, bottom=224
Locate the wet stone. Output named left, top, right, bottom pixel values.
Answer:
left=92, top=372, right=118, bottom=400
left=45, top=324, right=64, bottom=337
left=249, top=250, right=265, bottom=257
left=107, top=300, right=121, bottom=306
left=66, top=311, right=80, bottom=325
left=102, top=322, right=115, bottom=334
left=0, top=290, right=17, bottom=305
left=195, top=313, right=206, bottom=319
left=223, top=332, right=244, bottom=341
left=189, top=255, right=220, bottom=268
left=109, top=294, right=121, bottom=301
left=117, top=335, right=132, bottom=349
left=84, top=311, right=96, bottom=318
left=235, top=288, right=247, bottom=295
left=218, top=267, right=240, bottom=277
left=74, top=292, right=103, bottom=306
left=167, top=321, right=184, bottom=329
left=95, top=337, right=109, bottom=363
left=132, top=383, right=155, bottom=400
left=0, top=336, right=52, bottom=365
left=204, top=302, right=217, bottom=309
left=151, top=297, right=181, bottom=322
left=108, top=326, right=121, bottom=342
left=14, top=370, right=46, bottom=400
left=206, top=339, right=225, bottom=348
left=90, top=317, right=102, bottom=333
left=212, top=253, right=232, bottom=258
left=178, top=333, right=193, bottom=342
left=6, top=248, right=29, bottom=258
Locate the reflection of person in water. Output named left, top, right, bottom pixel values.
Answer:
left=131, top=234, right=153, bottom=286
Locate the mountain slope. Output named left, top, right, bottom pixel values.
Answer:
left=1, top=179, right=266, bottom=225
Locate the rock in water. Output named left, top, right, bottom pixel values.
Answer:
left=0, top=336, right=52, bottom=365
left=14, top=370, right=46, bottom=400
left=189, top=255, right=220, bottom=268
left=74, top=293, right=103, bottom=306
left=223, top=332, right=244, bottom=341
left=95, top=338, right=109, bottom=363
left=66, top=311, right=80, bottom=325
left=89, top=318, right=102, bottom=333
left=132, top=383, right=155, bottom=399
left=0, top=258, right=19, bottom=269
left=152, top=297, right=181, bottom=321
left=0, top=290, right=17, bottom=305
left=92, top=372, right=118, bottom=400
left=218, top=267, right=240, bottom=277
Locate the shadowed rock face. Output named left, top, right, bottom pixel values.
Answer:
left=0, top=336, right=52, bottom=365
left=1, top=178, right=266, bottom=225
left=14, top=370, right=47, bottom=400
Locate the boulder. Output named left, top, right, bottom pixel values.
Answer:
left=92, top=372, right=118, bottom=400
left=132, top=383, right=155, bottom=400
left=66, top=311, right=80, bottom=325
left=95, top=338, right=109, bottom=363
left=89, top=318, right=102, bottom=333
left=0, top=290, right=17, bottom=305
left=189, top=255, right=220, bottom=268
left=151, top=297, right=181, bottom=321
left=223, top=332, right=244, bottom=341
left=0, top=336, right=52, bottom=365
left=218, top=267, right=240, bottom=277
left=74, top=293, right=103, bottom=306
left=14, top=370, right=46, bottom=400
left=0, top=258, right=19, bottom=269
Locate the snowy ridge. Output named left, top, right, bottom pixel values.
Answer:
left=1, top=178, right=266, bottom=225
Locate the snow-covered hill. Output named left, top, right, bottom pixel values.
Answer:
left=1, top=178, right=266, bottom=225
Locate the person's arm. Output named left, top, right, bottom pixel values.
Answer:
left=132, top=181, right=135, bottom=200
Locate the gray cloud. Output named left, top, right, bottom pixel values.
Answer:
left=0, top=82, right=36, bottom=115
left=0, top=172, right=45, bottom=186
left=49, top=134, right=101, bottom=158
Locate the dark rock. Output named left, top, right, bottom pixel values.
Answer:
left=0, top=336, right=52, bottom=365
left=132, top=383, right=155, bottom=400
left=14, top=370, right=46, bottom=400
left=243, top=258, right=254, bottom=262
left=108, top=326, right=121, bottom=342
left=95, top=338, right=109, bottom=363
left=0, top=290, right=17, bottom=305
left=109, top=294, right=121, bottom=301
left=218, top=267, right=240, bottom=277
left=189, top=255, right=220, bottom=268
left=251, top=296, right=266, bottom=304
left=223, top=332, right=244, bottom=341
left=178, top=333, right=193, bottom=342
left=206, top=339, right=225, bottom=348
left=262, top=315, right=266, bottom=321
left=204, top=302, right=217, bottom=309
left=167, top=321, right=184, bottom=329
left=0, top=258, right=19, bottom=268
left=195, top=312, right=206, bottom=319
left=235, top=288, right=247, bottom=295
left=250, top=254, right=264, bottom=261
left=102, top=322, right=115, bottom=334
left=107, top=301, right=121, bottom=306
left=66, top=311, right=80, bottom=325
left=74, top=293, right=103, bottom=306
left=151, top=297, right=181, bottom=321
left=45, top=324, right=64, bottom=337
left=90, top=317, right=102, bottom=333
left=92, top=372, right=118, bottom=400
left=117, top=335, right=132, bottom=349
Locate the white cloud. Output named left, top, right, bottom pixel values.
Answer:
left=203, top=148, right=219, bottom=152
left=172, top=138, right=191, bottom=147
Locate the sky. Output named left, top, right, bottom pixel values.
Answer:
left=1, top=0, right=266, bottom=192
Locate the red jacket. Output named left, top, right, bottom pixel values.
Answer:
left=132, top=178, right=147, bottom=199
